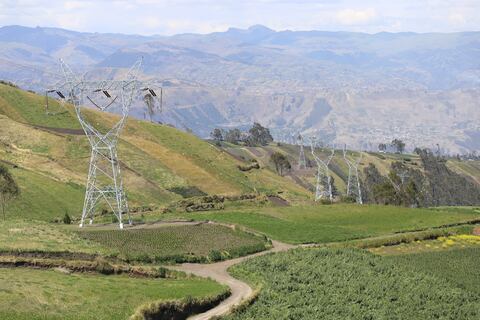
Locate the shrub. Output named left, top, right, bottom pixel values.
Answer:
left=63, top=212, right=71, bottom=224
left=339, top=195, right=356, bottom=203
left=208, top=250, right=222, bottom=262
left=319, top=199, right=332, bottom=205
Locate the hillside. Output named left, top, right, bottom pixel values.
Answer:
left=0, top=83, right=309, bottom=221
left=1, top=25, right=480, bottom=152
left=218, top=140, right=480, bottom=206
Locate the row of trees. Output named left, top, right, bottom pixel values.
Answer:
left=211, top=123, right=274, bottom=147
left=363, top=148, right=480, bottom=207
left=378, top=139, right=406, bottom=154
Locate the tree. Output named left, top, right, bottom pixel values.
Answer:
left=378, top=143, right=387, bottom=152
left=270, top=152, right=291, bottom=176
left=391, top=139, right=405, bottom=154
left=210, top=128, right=223, bottom=142
left=225, top=129, right=242, bottom=144
left=247, top=122, right=273, bottom=146
left=0, top=164, right=20, bottom=220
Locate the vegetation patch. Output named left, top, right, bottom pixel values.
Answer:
left=387, top=247, right=480, bottom=295
left=78, top=223, right=269, bottom=263
left=224, top=248, right=480, bottom=320
left=185, top=205, right=480, bottom=244
left=369, top=233, right=480, bottom=255
left=0, top=220, right=110, bottom=255
left=333, top=223, right=474, bottom=249
left=0, top=268, right=226, bottom=320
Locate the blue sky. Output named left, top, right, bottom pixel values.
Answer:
left=1, top=0, right=479, bottom=35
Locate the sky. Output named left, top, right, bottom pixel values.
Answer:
left=0, top=0, right=479, bottom=35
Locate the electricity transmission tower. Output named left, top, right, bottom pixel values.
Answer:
left=48, top=59, right=162, bottom=229
left=343, top=145, right=363, bottom=204
left=296, top=133, right=307, bottom=170
left=310, top=137, right=335, bottom=201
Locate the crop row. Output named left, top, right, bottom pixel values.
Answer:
left=78, top=223, right=268, bottom=263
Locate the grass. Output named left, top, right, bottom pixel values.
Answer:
left=5, top=166, right=85, bottom=221
left=0, top=84, right=80, bottom=129
left=0, top=268, right=227, bottom=320
left=183, top=204, right=480, bottom=244
left=0, top=220, right=109, bottom=255
left=225, top=248, right=480, bottom=320
left=387, top=247, right=480, bottom=295
left=77, top=223, right=269, bottom=263
left=370, top=233, right=480, bottom=255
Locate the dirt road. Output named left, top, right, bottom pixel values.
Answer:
left=169, top=240, right=295, bottom=320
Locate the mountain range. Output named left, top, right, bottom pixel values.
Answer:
left=1, top=25, right=479, bottom=153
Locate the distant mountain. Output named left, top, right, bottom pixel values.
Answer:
left=1, top=25, right=479, bottom=153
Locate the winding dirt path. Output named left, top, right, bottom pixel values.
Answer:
left=168, top=240, right=295, bottom=320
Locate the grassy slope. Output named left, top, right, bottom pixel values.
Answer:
left=225, top=248, right=480, bottom=320
left=0, top=268, right=227, bottom=320
left=0, top=220, right=109, bottom=254
left=0, top=83, right=309, bottom=221
left=223, top=142, right=480, bottom=195
left=183, top=204, right=480, bottom=244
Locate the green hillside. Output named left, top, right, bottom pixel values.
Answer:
left=0, top=83, right=309, bottom=221
left=220, top=140, right=480, bottom=204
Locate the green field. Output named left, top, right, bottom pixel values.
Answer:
left=0, top=268, right=227, bottom=320
left=387, top=247, right=480, bottom=295
left=224, top=248, right=480, bottom=320
left=78, top=223, right=269, bottom=262
left=183, top=204, right=480, bottom=244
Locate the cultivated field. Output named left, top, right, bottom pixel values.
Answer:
left=182, top=204, right=480, bottom=244
left=78, top=223, right=269, bottom=263
left=224, top=248, right=480, bottom=320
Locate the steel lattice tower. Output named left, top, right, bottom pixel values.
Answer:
left=343, top=145, right=363, bottom=204
left=50, top=59, right=161, bottom=229
left=310, top=137, right=335, bottom=201
left=297, top=133, right=307, bottom=170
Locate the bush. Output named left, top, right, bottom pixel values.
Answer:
left=208, top=250, right=223, bottom=262
left=339, top=195, right=356, bottom=203
left=63, top=212, right=71, bottom=224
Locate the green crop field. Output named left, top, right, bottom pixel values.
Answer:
left=78, top=223, right=269, bottom=263
left=183, top=204, right=480, bottom=244
left=224, top=248, right=480, bottom=320
left=386, top=247, right=480, bottom=295
left=0, top=268, right=227, bottom=320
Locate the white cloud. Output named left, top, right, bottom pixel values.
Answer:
left=1, top=1, right=479, bottom=34
left=336, top=8, right=377, bottom=25
left=448, top=13, right=466, bottom=27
